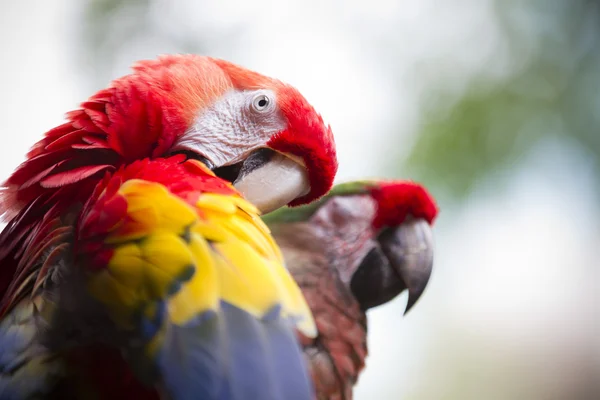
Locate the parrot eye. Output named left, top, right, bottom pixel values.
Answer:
left=251, top=93, right=273, bottom=113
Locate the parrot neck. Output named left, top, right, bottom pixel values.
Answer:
left=276, top=228, right=370, bottom=398
left=300, top=287, right=369, bottom=398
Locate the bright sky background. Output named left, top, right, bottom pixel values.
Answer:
left=0, top=0, right=598, bottom=398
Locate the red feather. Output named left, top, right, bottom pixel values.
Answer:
left=0, top=54, right=338, bottom=323
left=267, top=85, right=338, bottom=207
left=370, top=181, right=439, bottom=229
left=45, top=129, right=87, bottom=151
left=82, top=134, right=109, bottom=145
left=0, top=194, right=48, bottom=259
left=73, top=157, right=240, bottom=272
left=7, top=150, right=72, bottom=188
left=40, top=165, right=114, bottom=188
left=0, top=57, right=192, bottom=316
left=71, top=143, right=111, bottom=150
left=19, top=160, right=67, bottom=189
left=32, top=242, right=69, bottom=295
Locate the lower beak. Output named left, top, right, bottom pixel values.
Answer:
left=231, top=149, right=310, bottom=214
left=378, top=218, right=434, bottom=314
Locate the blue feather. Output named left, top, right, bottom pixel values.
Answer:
left=0, top=302, right=64, bottom=400
left=219, top=302, right=281, bottom=400
left=155, top=309, right=224, bottom=400
left=261, top=306, right=314, bottom=400
left=153, top=301, right=314, bottom=400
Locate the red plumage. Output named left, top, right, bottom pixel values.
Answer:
left=0, top=55, right=337, bottom=318
left=0, top=55, right=339, bottom=400
left=76, top=156, right=238, bottom=246
left=296, top=272, right=367, bottom=400
left=267, top=87, right=337, bottom=207
left=370, top=181, right=439, bottom=229
left=0, top=157, right=248, bottom=397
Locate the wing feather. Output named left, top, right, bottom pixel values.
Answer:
left=76, top=159, right=316, bottom=399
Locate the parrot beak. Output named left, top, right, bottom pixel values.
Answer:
left=378, top=218, right=434, bottom=314
left=350, top=218, right=434, bottom=314
left=221, top=149, right=310, bottom=214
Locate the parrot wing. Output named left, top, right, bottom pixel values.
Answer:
left=0, top=157, right=316, bottom=400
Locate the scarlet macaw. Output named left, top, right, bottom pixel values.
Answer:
left=265, top=180, right=438, bottom=399
left=0, top=55, right=337, bottom=400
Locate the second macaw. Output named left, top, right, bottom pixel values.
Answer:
left=264, top=180, right=438, bottom=400
left=0, top=55, right=337, bottom=399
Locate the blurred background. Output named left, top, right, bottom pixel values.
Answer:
left=1, top=0, right=599, bottom=398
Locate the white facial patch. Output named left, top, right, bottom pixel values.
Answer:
left=173, top=89, right=287, bottom=167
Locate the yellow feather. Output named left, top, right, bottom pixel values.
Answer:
left=267, top=259, right=316, bottom=337
left=86, top=272, right=137, bottom=329
left=213, top=240, right=282, bottom=318
left=106, top=243, right=145, bottom=289
left=142, top=302, right=159, bottom=321
left=109, top=180, right=197, bottom=240
left=240, top=212, right=285, bottom=263
left=192, top=221, right=229, bottom=242
left=253, top=215, right=285, bottom=262
left=196, top=193, right=238, bottom=215
left=88, top=178, right=316, bottom=338
left=144, top=320, right=167, bottom=358
left=186, top=159, right=217, bottom=177
left=210, top=213, right=275, bottom=260
left=140, top=233, right=196, bottom=299
left=87, top=271, right=136, bottom=308
left=167, top=233, right=219, bottom=325
left=228, top=195, right=260, bottom=216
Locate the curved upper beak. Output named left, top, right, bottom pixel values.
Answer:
left=230, top=149, right=310, bottom=215
left=349, top=217, right=434, bottom=314
left=378, top=218, right=434, bottom=314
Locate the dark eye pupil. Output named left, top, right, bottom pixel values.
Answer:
left=258, top=98, right=268, bottom=107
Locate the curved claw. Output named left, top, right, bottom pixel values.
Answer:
left=378, top=218, right=434, bottom=314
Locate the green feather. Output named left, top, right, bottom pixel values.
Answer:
left=262, top=180, right=377, bottom=224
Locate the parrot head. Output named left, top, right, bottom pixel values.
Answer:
left=0, top=54, right=337, bottom=220
left=264, top=180, right=438, bottom=314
